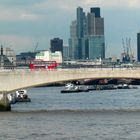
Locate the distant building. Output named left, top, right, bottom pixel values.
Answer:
left=137, top=32, right=140, bottom=61
left=69, top=20, right=79, bottom=59
left=88, top=36, right=105, bottom=59
left=35, top=51, right=51, bottom=61
left=50, top=38, right=63, bottom=56
left=63, top=45, right=69, bottom=60
left=4, top=47, right=16, bottom=66
left=35, top=50, right=62, bottom=63
left=0, top=46, right=15, bottom=69
left=16, top=51, right=38, bottom=66
left=69, top=7, right=105, bottom=60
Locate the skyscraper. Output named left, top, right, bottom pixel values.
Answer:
left=69, top=20, right=79, bottom=59
left=50, top=38, right=63, bottom=55
left=90, top=7, right=100, bottom=18
left=87, top=7, right=105, bottom=59
left=69, top=7, right=105, bottom=60
left=137, top=32, right=140, bottom=61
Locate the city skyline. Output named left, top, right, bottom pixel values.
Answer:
left=0, top=0, right=139, bottom=58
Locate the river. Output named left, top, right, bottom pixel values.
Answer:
left=1, top=86, right=140, bottom=140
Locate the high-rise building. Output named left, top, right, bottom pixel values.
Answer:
left=90, top=7, right=100, bottom=18
left=137, top=32, right=140, bottom=61
left=50, top=38, right=63, bottom=55
left=63, top=45, right=69, bottom=60
left=77, top=7, right=85, bottom=38
left=69, top=7, right=105, bottom=60
left=88, top=36, right=105, bottom=59
left=87, top=8, right=105, bottom=59
left=87, top=12, right=95, bottom=35
left=69, top=20, right=79, bottom=59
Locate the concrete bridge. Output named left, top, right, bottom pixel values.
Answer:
left=0, top=67, right=140, bottom=111
left=0, top=68, right=140, bottom=92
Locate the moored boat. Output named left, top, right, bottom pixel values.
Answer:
left=16, top=90, right=31, bottom=102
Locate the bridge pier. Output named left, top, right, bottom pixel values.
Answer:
left=0, top=92, right=11, bottom=111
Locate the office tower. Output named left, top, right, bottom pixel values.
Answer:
left=87, top=12, right=95, bottom=35
left=90, top=7, right=100, bottom=17
left=88, top=36, right=105, bottom=59
left=77, top=7, right=85, bottom=38
left=63, top=45, right=69, bottom=60
left=77, top=7, right=86, bottom=59
left=50, top=38, right=63, bottom=55
left=69, top=7, right=105, bottom=60
left=137, top=32, right=140, bottom=61
left=87, top=7, right=105, bottom=59
left=69, top=20, right=79, bottom=59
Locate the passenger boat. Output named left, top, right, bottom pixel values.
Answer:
left=61, top=83, right=89, bottom=93
left=16, top=90, right=31, bottom=102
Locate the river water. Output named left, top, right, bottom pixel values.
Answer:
left=1, top=86, right=140, bottom=140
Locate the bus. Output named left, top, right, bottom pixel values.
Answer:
left=29, top=60, right=58, bottom=70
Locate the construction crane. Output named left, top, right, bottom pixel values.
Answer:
left=34, top=42, right=39, bottom=52
left=122, top=38, right=126, bottom=54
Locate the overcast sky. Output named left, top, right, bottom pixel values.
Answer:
left=0, top=0, right=140, bottom=58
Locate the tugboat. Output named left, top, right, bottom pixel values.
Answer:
left=16, top=90, right=31, bottom=102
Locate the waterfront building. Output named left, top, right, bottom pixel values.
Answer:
left=35, top=51, right=51, bottom=61
left=4, top=47, right=16, bottom=66
left=51, top=51, right=62, bottom=63
left=35, top=50, right=62, bottom=63
left=69, top=7, right=105, bottom=60
left=50, top=38, right=63, bottom=56
left=0, top=46, right=15, bottom=69
left=16, top=51, right=37, bottom=66
left=137, top=32, right=140, bottom=61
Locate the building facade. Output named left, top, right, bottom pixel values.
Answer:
left=35, top=50, right=62, bottom=63
left=50, top=38, right=63, bottom=56
left=0, top=46, right=16, bottom=69
left=69, top=7, right=105, bottom=60
left=137, top=32, right=140, bottom=61
left=63, top=45, right=69, bottom=60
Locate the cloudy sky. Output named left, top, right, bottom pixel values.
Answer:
left=0, top=0, right=140, bottom=58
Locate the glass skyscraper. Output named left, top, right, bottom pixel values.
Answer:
left=88, top=36, right=105, bottom=59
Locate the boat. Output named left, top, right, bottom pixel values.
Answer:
left=61, top=83, right=89, bottom=93
left=16, top=89, right=31, bottom=102
left=117, top=84, right=137, bottom=89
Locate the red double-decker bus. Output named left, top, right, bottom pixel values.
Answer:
left=29, top=60, right=58, bottom=70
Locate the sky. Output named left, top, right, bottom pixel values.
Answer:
left=0, top=0, right=140, bottom=58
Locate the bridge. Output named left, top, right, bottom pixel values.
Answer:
left=0, top=67, right=140, bottom=111
left=0, top=68, right=140, bottom=92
